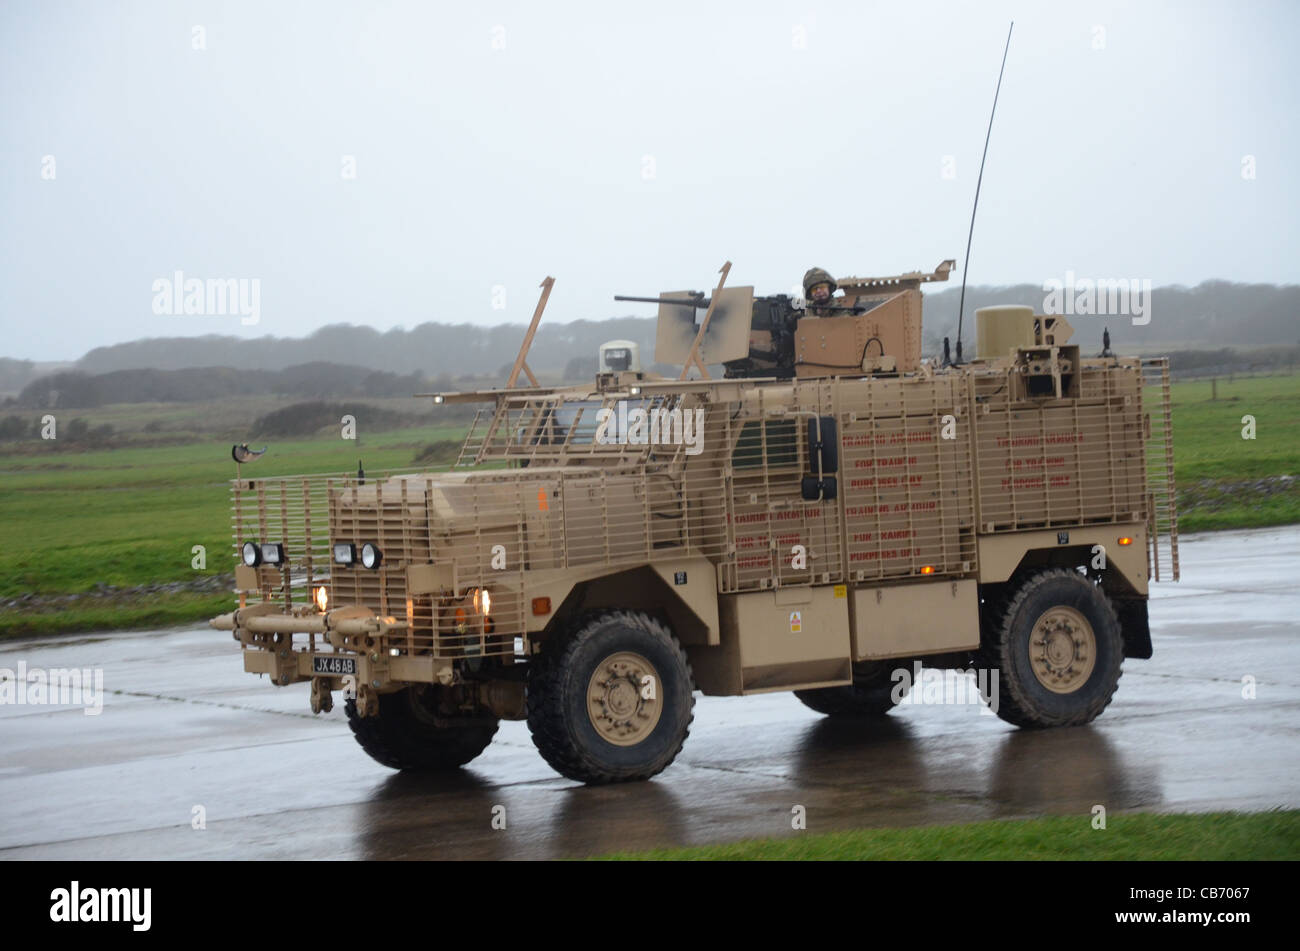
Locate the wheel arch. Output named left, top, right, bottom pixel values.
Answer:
left=977, top=526, right=1151, bottom=660
left=977, top=525, right=1149, bottom=594
left=524, top=556, right=719, bottom=649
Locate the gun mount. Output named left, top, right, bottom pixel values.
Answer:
left=616, top=259, right=956, bottom=380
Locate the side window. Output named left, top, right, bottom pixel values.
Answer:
left=556, top=401, right=602, bottom=445
left=524, top=401, right=601, bottom=446
left=732, top=420, right=799, bottom=469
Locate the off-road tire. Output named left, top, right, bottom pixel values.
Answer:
left=975, top=568, right=1123, bottom=728
left=526, top=610, right=695, bottom=784
left=345, top=686, right=499, bottom=770
left=794, top=660, right=909, bottom=716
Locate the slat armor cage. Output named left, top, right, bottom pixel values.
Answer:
left=229, top=353, right=1178, bottom=664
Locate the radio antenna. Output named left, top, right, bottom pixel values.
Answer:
left=954, top=20, right=1013, bottom=365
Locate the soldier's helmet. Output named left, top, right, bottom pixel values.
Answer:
left=802, top=267, right=837, bottom=298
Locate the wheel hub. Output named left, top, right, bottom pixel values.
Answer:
left=1029, top=606, right=1097, bottom=694
left=586, top=651, right=662, bottom=746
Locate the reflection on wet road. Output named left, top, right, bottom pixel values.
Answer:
left=2, top=527, right=1297, bottom=859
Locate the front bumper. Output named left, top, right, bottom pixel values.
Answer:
left=210, top=603, right=456, bottom=690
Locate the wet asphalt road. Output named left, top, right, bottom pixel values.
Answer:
left=2, top=526, right=1297, bottom=860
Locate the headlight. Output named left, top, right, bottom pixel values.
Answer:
left=241, top=541, right=261, bottom=567
left=360, top=543, right=383, bottom=569
left=260, top=542, right=285, bottom=565
left=332, top=542, right=356, bottom=565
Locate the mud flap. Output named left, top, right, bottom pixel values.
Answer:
left=1114, top=598, right=1153, bottom=659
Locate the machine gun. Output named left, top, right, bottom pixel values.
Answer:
left=614, top=293, right=709, bottom=308
left=616, top=292, right=867, bottom=316
left=807, top=302, right=872, bottom=315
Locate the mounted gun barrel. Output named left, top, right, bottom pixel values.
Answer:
left=615, top=294, right=710, bottom=308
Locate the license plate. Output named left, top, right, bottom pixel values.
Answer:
left=312, top=655, right=356, bottom=676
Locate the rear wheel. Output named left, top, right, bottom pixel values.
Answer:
left=527, top=610, right=695, bottom=784
left=794, top=660, right=910, bottom=717
left=976, top=568, right=1123, bottom=728
left=346, top=685, right=499, bottom=770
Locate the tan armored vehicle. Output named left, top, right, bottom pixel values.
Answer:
left=212, top=261, right=1179, bottom=784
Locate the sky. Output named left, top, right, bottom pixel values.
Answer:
left=1, top=0, right=1297, bottom=361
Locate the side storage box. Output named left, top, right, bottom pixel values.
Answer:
left=851, top=578, right=979, bottom=660
left=718, top=584, right=853, bottom=693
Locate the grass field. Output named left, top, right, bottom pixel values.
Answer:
left=0, top=373, right=1297, bottom=637
left=0, top=424, right=467, bottom=593
left=0, top=414, right=468, bottom=636
left=1166, top=373, right=1300, bottom=531
left=600, top=810, right=1300, bottom=860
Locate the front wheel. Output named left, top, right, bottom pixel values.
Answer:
left=526, top=610, right=695, bottom=784
left=976, top=568, right=1123, bottom=728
